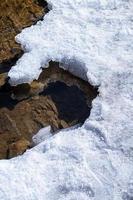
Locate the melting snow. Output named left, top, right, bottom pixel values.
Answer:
left=0, top=0, right=133, bottom=199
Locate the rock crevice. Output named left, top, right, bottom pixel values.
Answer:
left=0, top=62, right=98, bottom=159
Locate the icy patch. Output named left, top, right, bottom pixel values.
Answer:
left=1, top=0, right=133, bottom=199
left=32, top=126, right=52, bottom=145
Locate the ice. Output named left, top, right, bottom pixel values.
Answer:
left=32, top=126, right=52, bottom=145
left=0, top=0, right=132, bottom=199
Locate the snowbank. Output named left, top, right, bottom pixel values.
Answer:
left=0, top=0, right=132, bottom=199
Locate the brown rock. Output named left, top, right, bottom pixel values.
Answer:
left=0, top=141, right=8, bottom=159
left=0, top=94, right=63, bottom=158
left=8, top=138, right=30, bottom=158
left=0, top=73, right=7, bottom=87
left=12, top=81, right=44, bottom=100
left=0, top=0, right=45, bottom=64
left=60, top=120, right=69, bottom=129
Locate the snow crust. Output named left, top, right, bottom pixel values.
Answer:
left=0, top=0, right=133, bottom=199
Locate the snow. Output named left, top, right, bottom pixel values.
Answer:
left=8, top=0, right=133, bottom=86
left=0, top=0, right=132, bottom=199
left=32, top=126, right=52, bottom=145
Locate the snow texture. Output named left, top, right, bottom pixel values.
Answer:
left=0, top=0, right=132, bottom=199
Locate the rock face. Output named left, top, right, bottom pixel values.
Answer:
left=0, top=0, right=48, bottom=159
left=0, top=62, right=98, bottom=159
left=0, top=0, right=45, bottom=65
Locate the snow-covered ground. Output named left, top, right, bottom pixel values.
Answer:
left=0, top=0, right=133, bottom=199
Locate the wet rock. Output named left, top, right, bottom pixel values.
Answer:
left=0, top=0, right=46, bottom=65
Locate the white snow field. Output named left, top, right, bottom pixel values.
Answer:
left=0, top=0, right=132, bottom=199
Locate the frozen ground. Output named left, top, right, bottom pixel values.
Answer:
left=0, top=0, right=133, bottom=199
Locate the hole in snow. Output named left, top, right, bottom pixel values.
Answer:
left=41, top=81, right=90, bottom=129
left=0, top=61, right=98, bottom=159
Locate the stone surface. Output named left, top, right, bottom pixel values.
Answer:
left=0, top=0, right=50, bottom=159
left=0, top=73, right=7, bottom=87
left=0, top=141, right=8, bottom=160
left=0, top=0, right=45, bottom=64
left=8, top=138, right=30, bottom=159
left=12, top=81, right=44, bottom=100
left=0, top=62, right=98, bottom=159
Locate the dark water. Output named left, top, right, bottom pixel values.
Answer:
left=0, top=82, right=18, bottom=109
left=41, top=81, right=91, bottom=123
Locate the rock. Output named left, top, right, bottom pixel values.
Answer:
left=0, top=62, right=98, bottom=159
left=0, top=112, right=21, bottom=137
left=12, top=81, right=44, bottom=100
left=0, top=73, right=7, bottom=87
left=39, top=62, right=98, bottom=106
left=60, top=120, right=69, bottom=129
left=0, top=93, right=65, bottom=159
left=0, top=141, right=8, bottom=159
left=0, top=0, right=45, bottom=64
left=8, top=138, right=30, bottom=158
